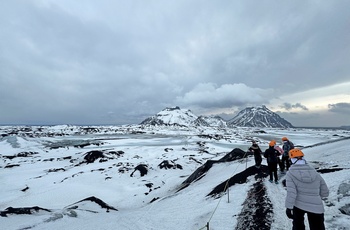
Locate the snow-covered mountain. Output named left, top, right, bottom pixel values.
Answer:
left=140, top=106, right=226, bottom=127
left=140, top=105, right=293, bottom=129
left=193, top=115, right=227, bottom=128
left=140, top=106, right=197, bottom=126
left=227, top=105, right=294, bottom=128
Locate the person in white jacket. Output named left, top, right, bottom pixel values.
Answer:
left=285, top=149, right=329, bottom=230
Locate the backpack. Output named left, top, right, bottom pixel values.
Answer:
left=283, top=141, right=294, bottom=156
left=289, top=141, right=295, bottom=150
left=264, top=148, right=279, bottom=163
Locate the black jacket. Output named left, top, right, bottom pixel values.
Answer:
left=264, top=146, right=279, bottom=163
left=249, top=144, right=262, bottom=157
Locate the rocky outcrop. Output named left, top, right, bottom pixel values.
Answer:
left=1, top=206, right=51, bottom=217
left=130, top=164, right=148, bottom=177
left=179, top=148, right=252, bottom=191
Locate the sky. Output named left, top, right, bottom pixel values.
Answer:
left=0, top=0, right=349, bottom=127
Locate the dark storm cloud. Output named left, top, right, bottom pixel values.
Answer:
left=0, top=0, right=349, bottom=126
left=328, top=103, right=350, bottom=114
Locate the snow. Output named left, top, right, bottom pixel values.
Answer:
left=1, top=125, right=350, bottom=230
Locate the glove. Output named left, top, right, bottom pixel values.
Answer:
left=286, top=208, right=293, bottom=219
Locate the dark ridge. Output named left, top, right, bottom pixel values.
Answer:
left=317, top=168, right=344, bottom=174
left=207, top=165, right=269, bottom=197
left=130, top=164, right=148, bottom=177
left=2, top=151, right=38, bottom=159
left=150, top=197, right=160, bottom=203
left=158, top=160, right=183, bottom=170
left=4, top=164, right=20, bottom=168
left=301, top=136, right=350, bottom=149
left=235, top=181, right=273, bottom=230
left=69, top=196, right=118, bottom=212
left=83, top=150, right=105, bottom=163
left=197, top=134, right=224, bottom=140
left=1, top=206, right=51, bottom=217
left=21, top=186, right=29, bottom=192
left=178, top=148, right=252, bottom=192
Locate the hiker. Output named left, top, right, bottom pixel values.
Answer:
left=274, top=144, right=284, bottom=171
left=285, top=149, right=329, bottom=230
left=263, top=140, right=280, bottom=184
left=248, top=140, right=262, bottom=168
left=281, top=136, right=294, bottom=173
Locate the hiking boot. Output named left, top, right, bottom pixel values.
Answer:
left=275, top=181, right=279, bottom=184
left=269, top=179, right=273, bottom=183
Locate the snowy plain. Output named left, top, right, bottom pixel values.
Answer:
left=1, top=125, right=350, bottom=230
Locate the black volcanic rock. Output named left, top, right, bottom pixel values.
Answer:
left=158, top=160, right=183, bottom=170
left=130, top=164, right=148, bottom=177
left=178, top=148, right=251, bottom=191
left=1, top=206, right=51, bottom=217
left=84, top=151, right=105, bottom=163
left=3, top=151, right=38, bottom=159
left=68, top=196, right=118, bottom=212
left=227, top=105, right=293, bottom=128
left=207, top=165, right=268, bottom=197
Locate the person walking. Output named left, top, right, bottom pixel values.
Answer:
left=285, top=149, right=329, bottom=230
left=281, top=136, right=294, bottom=173
left=264, top=140, right=280, bottom=184
left=249, top=140, right=262, bottom=168
left=274, top=144, right=284, bottom=172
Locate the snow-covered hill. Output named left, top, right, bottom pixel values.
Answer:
left=194, top=115, right=227, bottom=128
left=140, top=106, right=226, bottom=128
left=140, top=106, right=197, bottom=126
left=1, top=125, right=350, bottom=229
left=228, top=105, right=294, bottom=128
left=140, top=105, right=293, bottom=129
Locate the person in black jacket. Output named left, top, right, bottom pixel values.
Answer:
left=264, top=140, right=280, bottom=184
left=248, top=140, right=262, bottom=168
left=281, top=136, right=294, bottom=173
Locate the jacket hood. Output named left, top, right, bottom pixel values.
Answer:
left=288, top=164, right=318, bottom=183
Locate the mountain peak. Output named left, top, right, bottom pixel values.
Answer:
left=140, top=107, right=197, bottom=127
left=162, top=106, right=181, bottom=111
left=140, top=105, right=293, bottom=128
left=140, top=107, right=226, bottom=127
left=227, top=105, right=293, bottom=128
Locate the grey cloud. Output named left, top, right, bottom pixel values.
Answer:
left=0, top=1, right=349, bottom=126
left=328, top=103, right=350, bottom=114
left=175, top=83, right=272, bottom=108
left=277, top=110, right=350, bottom=127
left=280, top=103, right=308, bottom=111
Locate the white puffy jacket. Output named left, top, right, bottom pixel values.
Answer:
left=285, top=163, right=329, bottom=213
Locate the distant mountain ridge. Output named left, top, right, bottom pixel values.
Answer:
left=227, top=105, right=294, bottom=128
left=140, top=105, right=294, bottom=128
